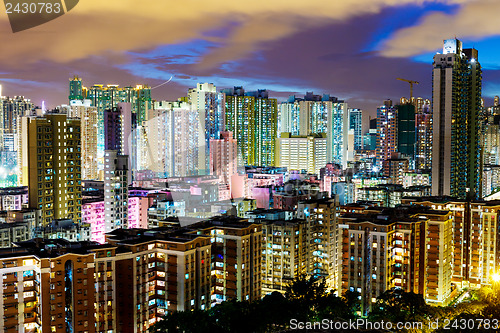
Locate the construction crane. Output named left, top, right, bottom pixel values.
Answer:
left=397, top=78, right=419, bottom=101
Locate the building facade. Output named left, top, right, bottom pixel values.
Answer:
left=376, top=100, right=398, bottom=166
left=18, top=113, right=82, bottom=226
left=349, top=108, right=363, bottom=151
left=209, top=131, right=238, bottom=185
left=188, top=83, right=225, bottom=174
left=104, top=150, right=129, bottom=234
left=223, top=87, right=278, bottom=167
left=432, top=39, right=482, bottom=199
left=69, top=100, right=99, bottom=180
left=275, top=133, right=327, bottom=176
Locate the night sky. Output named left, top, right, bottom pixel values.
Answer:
left=1, top=0, right=500, bottom=117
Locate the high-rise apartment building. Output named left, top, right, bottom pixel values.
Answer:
left=69, top=100, right=99, bottom=180
left=432, top=39, right=482, bottom=199
left=328, top=102, right=350, bottom=168
left=0, top=186, right=28, bottom=210
left=280, top=92, right=338, bottom=136
left=279, top=97, right=300, bottom=135
left=223, top=87, right=278, bottom=167
left=405, top=197, right=500, bottom=290
left=188, top=83, right=225, bottom=174
left=104, top=150, right=128, bottom=233
left=483, top=113, right=500, bottom=166
left=299, top=96, right=329, bottom=135
left=349, top=108, right=363, bottom=151
left=103, top=107, right=122, bottom=152
left=209, top=131, right=238, bottom=185
left=0, top=95, right=34, bottom=151
left=364, top=117, right=378, bottom=151
left=0, top=239, right=98, bottom=333
left=383, top=157, right=409, bottom=185
left=275, top=133, right=327, bottom=175
left=259, top=217, right=304, bottom=296
left=339, top=206, right=454, bottom=314
left=396, top=103, right=416, bottom=160
left=69, top=77, right=152, bottom=173
left=280, top=93, right=348, bottom=168
left=0, top=234, right=213, bottom=333
left=18, top=113, right=81, bottom=226
left=296, top=198, right=338, bottom=289
left=415, top=99, right=432, bottom=171
left=149, top=101, right=199, bottom=177
left=106, top=229, right=213, bottom=330
left=194, top=217, right=262, bottom=306
left=483, top=165, right=500, bottom=197
left=376, top=100, right=398, bottom=165
left=82, top=198, right=105, bottom=243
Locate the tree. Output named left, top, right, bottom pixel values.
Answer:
left=315, top=292, right=352, bottom=321
left=152, top=274, right=362, bottom=333
left=258, top=292, right=293, bottom=331
left=284, top=274, right=327, bottom=321
left=151, top=309, right=218, bottom=333
left=284, top=274, right=355, bottom=321
left=343, top=290, right=361, bottom=317
left=369, top=288, right=429, bottom=323
left=209, top=299, right=263, bottom=333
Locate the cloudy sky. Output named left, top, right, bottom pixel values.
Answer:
left=1, top=0, right=500, bottom=117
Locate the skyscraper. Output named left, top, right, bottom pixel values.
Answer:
left=364, top=117, right=377, bottom=150
left=149, top=101, right=200, bottom=177
left=396, top=103, right=416, bottom=160
left=104, top=107, right=122, bottom=152
left=209, top=131, right=238, bottom=185
left=275, top=133, right=327, bottom=175
left=299, top=94, right=330, bottom=135
left=296, top=198, right=338, bottom=289
left=18, top=113, right=82, bottom=226
left=327, top=102, right=349, bottom=168
left=69, top=75, right=83, bottom=100
left=279, top=96, right=300, bottom=135
left=223, top=87, right=278, bottom=167
left=415, top=98, right=432, bottom=171
left=376, top=100, right=398, bottom=165
left=432, top=39, right=482, bottom=199
left=0, top=95, right=34, bottom=151
left=188, top=83, right=225, bottom=175
left=104, top=150, right=128, bottom=233
left=69, top=100, right=99, bottom=180
left=280, top=93, right=348, bottom=168
left=349, top=108, right=363, bottom=151
left=69, top=77, right=152, bottom=174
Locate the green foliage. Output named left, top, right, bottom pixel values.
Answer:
left=369, top=287, right=500, bottom=333
left=343, top=290, right=361, bottom=316
left=151, top=283, right=500, bottom=333
left=151, top=274, right=359, bottom=333
left=150, top=309, right=217, bottom=333
left=369, top=288, right=430, bottom=323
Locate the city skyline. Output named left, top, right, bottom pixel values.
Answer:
left=3, top=2, right=500, bottom=332
left=2, top=1, right=500, bottom=114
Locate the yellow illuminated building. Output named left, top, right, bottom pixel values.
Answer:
left=275, top=133, right=327, bottom=175
left=19, top=113, right=82, bottom=226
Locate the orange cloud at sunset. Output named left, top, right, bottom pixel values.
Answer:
left=0, top=0, right=470, bottom=67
